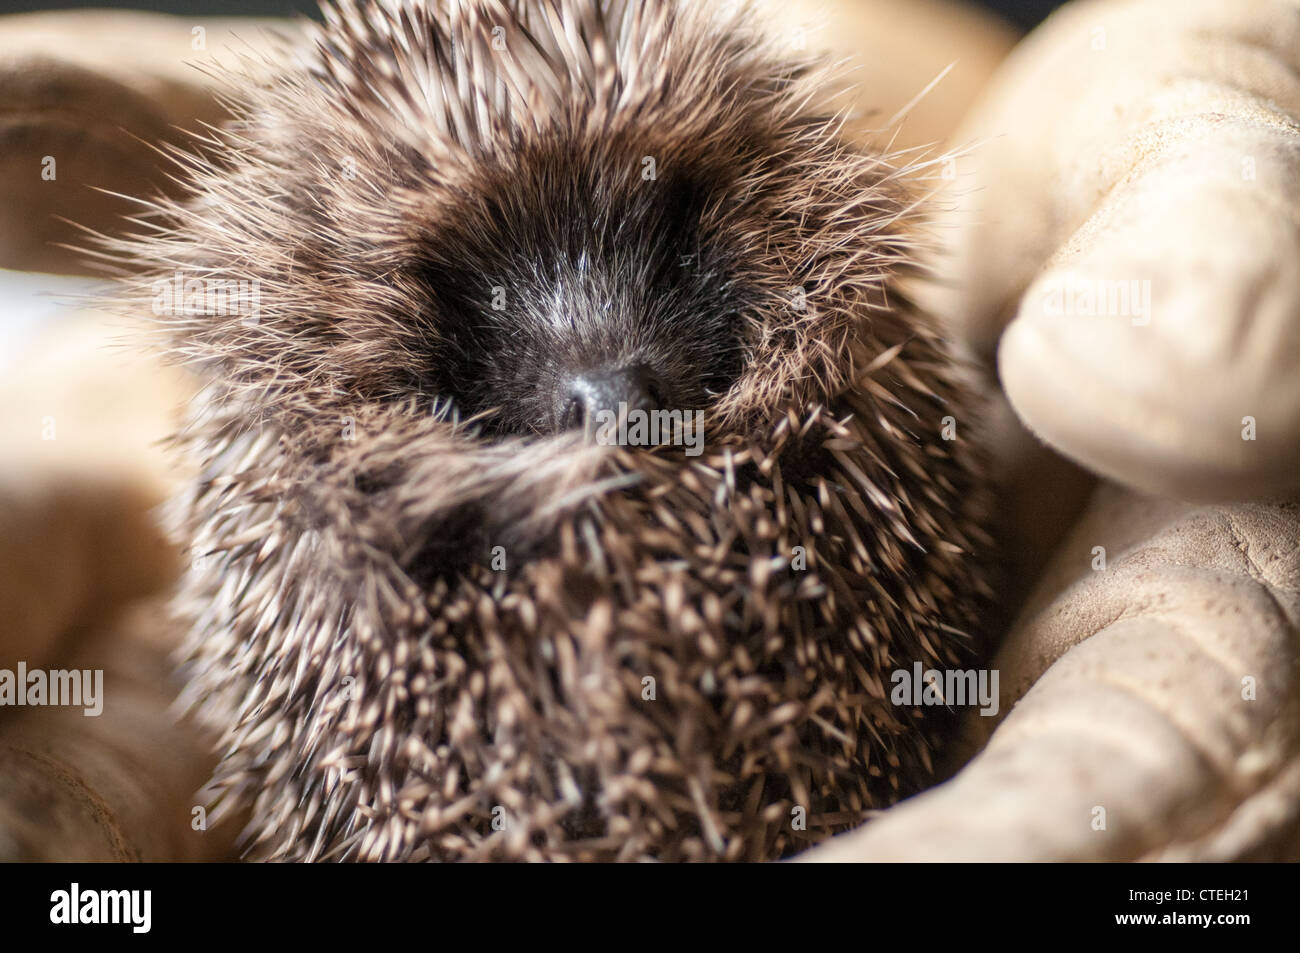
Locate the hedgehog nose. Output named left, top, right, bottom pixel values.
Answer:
left=555, top=364, right=668, bottom=432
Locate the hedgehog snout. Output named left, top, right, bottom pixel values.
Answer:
left=554, top=363, right=669, bottom=433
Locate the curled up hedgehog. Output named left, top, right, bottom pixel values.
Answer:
left=112, top=0, right=994, bottom=861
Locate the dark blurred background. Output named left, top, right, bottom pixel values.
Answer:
left=0, top=0, right=1066, bottom=32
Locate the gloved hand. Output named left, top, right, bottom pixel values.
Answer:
left=947, top=0, right=1300, bottom=502
left=800, top=0, right=1300, bottom=861
left=0, top=9, right=264, bottom=860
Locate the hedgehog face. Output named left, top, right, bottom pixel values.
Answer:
left=150, top=0, right=916, bottom=443
left=409, top=159, right=747, bottom=436
left=119, top=0, right=994, bottom=862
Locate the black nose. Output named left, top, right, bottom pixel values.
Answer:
left=555, top=363, right=668, bottom=432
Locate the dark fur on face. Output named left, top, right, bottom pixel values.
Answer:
left=113, top=0, right=994, bottom=861
left=413, top=152, right=747, bottom=434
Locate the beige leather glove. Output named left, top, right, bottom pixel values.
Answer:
left=0, top=9, right=277, bottom=275
left=803, top=0, right=1300, bottom=861
left=803, top=488, right=1300, bottom=861
left=943, top=0, right=1300, bottom=501
left=0, top=10, right=256, bottom=860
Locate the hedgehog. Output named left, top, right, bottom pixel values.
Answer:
left=110, top=0, right=994, bottom=861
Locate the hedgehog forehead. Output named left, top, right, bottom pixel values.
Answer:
left=404, top=132, right=723, bottom=290
left=400, top=139, right=743, bottom=391
left=290, top=0, right=839, bottom=289
left=304, top=0, right=810, bottom=167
